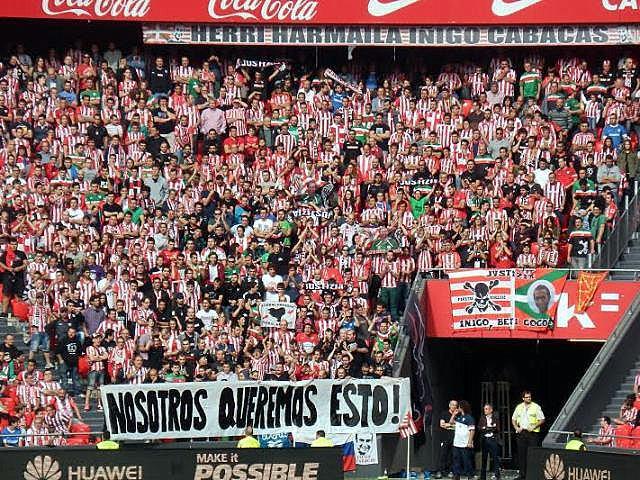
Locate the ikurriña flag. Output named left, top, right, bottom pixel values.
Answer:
left=514, top=269, right=569, bottom=330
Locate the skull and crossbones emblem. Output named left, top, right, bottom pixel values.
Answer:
left=464, top=280, right=501, bottom=313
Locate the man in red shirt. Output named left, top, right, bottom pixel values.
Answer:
left=223, top=125, right=245, bottom=155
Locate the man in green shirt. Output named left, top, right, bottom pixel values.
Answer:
left=589, top=205, right=607, bottom=245
left=79, top=78, right=101, bottom=105
left=519, top=62, right=541, bottom=100
left=124, top=197, right=144, bottom=225
left=565, top=92, right=583, bottom=130
left=409, top=188, right=428, bottom=219
left=85, top=182, right=105, bottom=209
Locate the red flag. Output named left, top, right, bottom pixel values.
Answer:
left=576, top=271, right=608, bottom=313
left=399, top=411, right=418, bottom=439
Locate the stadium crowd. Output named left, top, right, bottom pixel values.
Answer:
left=0, top=40, right=637, bottom=446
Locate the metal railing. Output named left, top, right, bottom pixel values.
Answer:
left=391, top=273, right=424, bottom=377
left=0, top=431, right=101, bottom=439
left=543, top=287, right=640, bottom=448
left=549, top=429, right=640, bottom=443
left=589, top=181, right=640, bottom=269
left=548, top=429, right=640, bottom=453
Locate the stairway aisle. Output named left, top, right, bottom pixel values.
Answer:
left=0, top=317, right=106, bottom=435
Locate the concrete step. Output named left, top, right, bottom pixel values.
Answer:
left=610, top=272, right=639, bottom=281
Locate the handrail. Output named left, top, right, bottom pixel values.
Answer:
left=0, top=431, right=103, bottom=439
left=543, top=286, right=640, bottom=447
left=589, top=180, right=640, bottom=269
left=392, top=273, right=423, bottom=377
left=548, top=429, right=639, bottom=440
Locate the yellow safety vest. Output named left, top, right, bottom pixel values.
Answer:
left=565, top=439, right=586, bottom=451
left=96, top=440, right=120, bottom=450
left=513, top=402, right=544, bottom=433
left=311, top=437, right=334, bottom=447
left=237, top=436, right=260, bottom=448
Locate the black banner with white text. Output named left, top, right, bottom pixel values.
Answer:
left=0, top=447, right=343, bottom=480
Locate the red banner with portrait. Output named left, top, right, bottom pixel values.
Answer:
left=427, top=272, right=637, bottom=340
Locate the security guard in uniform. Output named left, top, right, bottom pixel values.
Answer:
left=96, top=431, right=120, bottom=450
left=565, top=429, right=587, bottom=451
left=512, top=390, right=545, bottom=480
left=311, top=430, right=334, bottom=447
left=237, top=426, right=260, bottom=448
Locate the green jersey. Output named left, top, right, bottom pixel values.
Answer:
left=520, top=71, right=541, bottom=98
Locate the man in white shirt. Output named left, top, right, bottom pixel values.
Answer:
left=451, top=400, right=476, bottom=480
left=261, top=265, right=283, bottom=302
left=533, top=159, right=551, bottom=189
left=195, top=298, right=218, bottom=331
left=253, top=207, right=274, bottom=244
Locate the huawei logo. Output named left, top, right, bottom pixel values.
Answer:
left=24, top=455, right=62, bottom=480
left=544, top=454, right=566, bottom=480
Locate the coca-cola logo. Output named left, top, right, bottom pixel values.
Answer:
left=208, top=0, right=318, bottom=21
left=41, top=0, right=150, bottom=18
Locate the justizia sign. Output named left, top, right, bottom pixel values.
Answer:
left=3, top=447, right=343, bottom=480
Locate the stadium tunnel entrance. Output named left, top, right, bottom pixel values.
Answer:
left=421, top=337, right=602, bottom=470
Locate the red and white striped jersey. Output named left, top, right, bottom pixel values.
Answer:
left=172, top=65, right=194, bottom=82
left=517, top=253, right=538, bottom=268
left=125, top=364, right=148, bottom=384
left=538, top=247, right=559, bottom=267
left=437, top=72, right=462, bottom=91
left=29, top=304, right=50, bottom=333
left=274, top=133, right=297, bottom=156
left=225, top=107, right=248, bottom=136
left=492, top=68, right=516, bottom=97
left=379, top=259, right=398, bottom=288
left=438, top=251, right=461, bottom=270
left=269, top=329, right=294, bottom=351
left=417, top=248, right=433, bottom=272
left=315, top=110, right=333, bottom=137
left=468, top=72, right=489, bottom=97
left=86, top=345, right=107, bottom=372
left=544, top=181, right=566, bottom=210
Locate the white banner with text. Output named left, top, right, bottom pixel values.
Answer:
left=101, top=378, right=411, bottom=440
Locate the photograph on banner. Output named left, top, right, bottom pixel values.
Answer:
left=447, top=269, right=568, bottom=331
left=259, top=301, right=297, bottom=329
left=101, top=378, right=410, bottom=440
left=514, top=269, right=568, bottom=331
left=355, top=432, right=379, bottom=466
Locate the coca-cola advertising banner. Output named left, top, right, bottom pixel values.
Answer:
left=143, top=23, right=640, bottom=46
left=2, top=0, right=640, bottom=25
left=424, top=278, right=639, bottom=340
